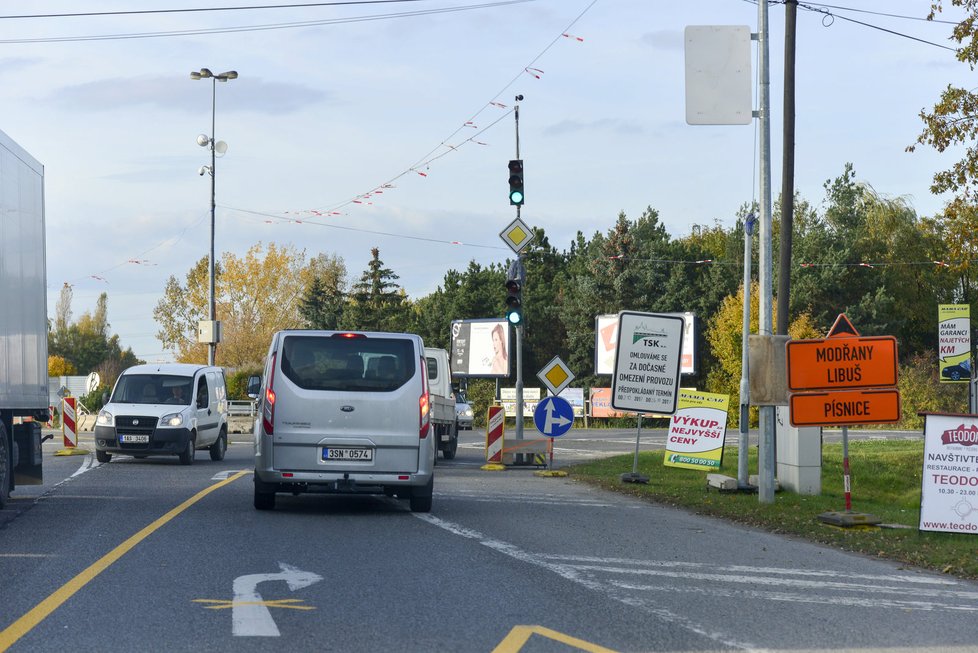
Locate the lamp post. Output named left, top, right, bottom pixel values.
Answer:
left=191, top=67, right=237, bottom=366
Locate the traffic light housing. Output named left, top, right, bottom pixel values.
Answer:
left=505, top=278, right=523, bottom=325
left=508, top=159, right=524, bottom=206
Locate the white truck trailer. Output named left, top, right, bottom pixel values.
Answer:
left=424, top=347, right=459, bottom=459
left=0, top=128, right=49, bottom=507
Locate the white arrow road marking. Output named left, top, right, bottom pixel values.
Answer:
left=230, top=563, right=322, bottom=636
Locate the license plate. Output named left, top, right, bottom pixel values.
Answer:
left=119, top=434, right=150, bottom=444
left=322, top=447, right=373, bottom=461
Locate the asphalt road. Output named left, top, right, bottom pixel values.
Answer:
left=2, top=427, right=974, bottom=653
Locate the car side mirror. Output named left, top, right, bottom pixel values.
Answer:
left=247, top=375, right=262, bottom=399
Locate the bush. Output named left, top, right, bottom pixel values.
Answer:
left=226, top=366, right=263, bottom=400
left=899, top=353, right=969, bottom=430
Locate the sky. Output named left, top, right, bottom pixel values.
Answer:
left=0, top=0, right=970, bottom=364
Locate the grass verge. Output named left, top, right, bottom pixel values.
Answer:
left=566, top=439, right=978, bottom=580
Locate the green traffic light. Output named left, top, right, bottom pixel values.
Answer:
left=507, top=309, right=522, bottom=325
left=509, top=190, right=524, bottom=205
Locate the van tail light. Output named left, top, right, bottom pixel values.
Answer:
left=262, top=353, right=277, bottom=435
left=419, top=355, right=430, bottom=439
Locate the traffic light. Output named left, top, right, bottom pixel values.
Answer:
left=508, top=159, right=524, bottom=206
left=505, top=278, right=523, bottom=325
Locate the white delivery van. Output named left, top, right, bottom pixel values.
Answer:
left=248, top=330, right=435, bottom=512
left=94, top=363, right=229, bottom=465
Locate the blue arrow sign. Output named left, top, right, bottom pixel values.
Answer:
left=533, top=396, right=574, bottom=437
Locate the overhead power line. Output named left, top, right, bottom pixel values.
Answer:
left=0, top=0, right=431, bottom=20
left=0, top=0, right=534, bottom=44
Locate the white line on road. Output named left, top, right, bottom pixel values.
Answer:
left=414, top=514, right=756, bottom=651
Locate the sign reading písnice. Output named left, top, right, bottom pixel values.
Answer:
left=611, top=311, right=685, bottom=415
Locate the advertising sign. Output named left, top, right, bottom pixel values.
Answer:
left=663, top=390, right=730, bottom=470
left=589, top=388, right=635, bottom=418
left=595, top=313, right=696, bottom=376
left=500, top=387, right=541, bottom=418
left=611, top=311, right=685, bottom=414
left=555, top=387, right=585, bottom=417
left=938, top=304, right=971, bottom=383
left=919, top=413, right=978, bottom=534
left=450, top=319, right=511, bottom=378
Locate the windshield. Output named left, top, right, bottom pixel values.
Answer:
left=111, top=374, right=193, bottom=406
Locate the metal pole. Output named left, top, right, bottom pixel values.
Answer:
left=738, top=215, right=754, bottom=488
left=757, top=0, right=777, bottom=504
left=631, top=414, right=643, bottom=475
left=513, top=98, right=524, bottom=453
left=208, top=77, right=217, bottom=367
left=842, top=425, right=852, bottom=512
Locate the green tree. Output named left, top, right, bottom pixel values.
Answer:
left=298, top=253, right=347, bottom=329
left=342, top=247, right=411, bottom=332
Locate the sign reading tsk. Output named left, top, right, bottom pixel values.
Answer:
left=786, top=336, right=898, bottom=391
left=611, top=311, right=684, bottom=415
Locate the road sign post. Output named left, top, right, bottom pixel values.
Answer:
left=786, top=314, right=897, bottom=525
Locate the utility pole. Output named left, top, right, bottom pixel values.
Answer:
left=757, top=0, right=777, bottom=504
left=777, top=0, right=797, bottom=336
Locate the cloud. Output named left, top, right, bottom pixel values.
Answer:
left=46, top=76, right=330, bottom=114
left=641, top=29, right=683, bottom=51
left=543, top=118, right=644, bottom=137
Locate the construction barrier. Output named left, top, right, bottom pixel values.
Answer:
left=485, top=405, right=504, bottom=464
left=62, top=397, right=77, bottom=448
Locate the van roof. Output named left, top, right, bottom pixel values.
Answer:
left=121, top=363, right=218, bottom=377
left=275, top=330, right=423, bottom=344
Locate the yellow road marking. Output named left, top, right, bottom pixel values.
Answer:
left=0, top=470, right=248, bottom=652
left=492, top=625, right=620, bottom=653
left=192, top=598, right=316, bottom=611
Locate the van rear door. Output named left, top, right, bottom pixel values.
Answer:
left=271, top=333, right=423, bottom=473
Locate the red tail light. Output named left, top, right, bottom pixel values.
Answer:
left=262, top=353, right=277, bottom=435
left=419, top=355, right=430, bottom=439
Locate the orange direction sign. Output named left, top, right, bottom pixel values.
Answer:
left=789, top=389, right=901, bottom=427
left=786, top=336, right=898, bottom=392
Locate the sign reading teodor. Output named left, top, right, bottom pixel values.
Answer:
left=611, top=311, right=685, bottom=415
left=920, top=413, right=978, bottom=534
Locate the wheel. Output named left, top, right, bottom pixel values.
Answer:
left=409, top=477, right=433, bottom=513
left=951, top=370, right=962, bottom=381
left=96, top=449, right=112, bottom=464
left=254, top=474, right=276, bottom=510
left=178, top=435, right=195, bottom=465
left=442, top=428, right=458, bottom=460
left=0, top=422, right=10, bottom=509
left=209, top=431, right=227, bottom=461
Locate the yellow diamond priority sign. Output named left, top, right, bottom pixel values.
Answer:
left=499, top=217, right=535, bottom=254
left=537, top=356, right=575, bottom=397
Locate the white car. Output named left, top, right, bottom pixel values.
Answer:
left=455, top=394, right=474, bottom=430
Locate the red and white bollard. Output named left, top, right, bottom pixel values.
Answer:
left=62, top=397, right=77, bottom=448
left=485, top=405, right=505, bottom=465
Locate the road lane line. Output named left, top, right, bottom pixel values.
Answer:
left=414, top=514, right=755, bottom=651
left=0, top=470, right=248, bottom=652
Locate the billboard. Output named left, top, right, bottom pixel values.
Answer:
left=450, top=319, right=511, bottom=378
left=595, top=312, right=697, bottom=376
left=938, top=304, right=971, bottom=383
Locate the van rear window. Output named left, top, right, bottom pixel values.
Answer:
left=281, top=335, right=415, bottom=392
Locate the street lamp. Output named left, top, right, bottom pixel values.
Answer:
left=191, top=67, right=237, bottom=366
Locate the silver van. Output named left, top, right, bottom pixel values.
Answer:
left=94, top=363, right=229, bottom=465
left=248, top=330, right=435, bottom=512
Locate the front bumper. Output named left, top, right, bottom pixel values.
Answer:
left=94, top=424, right=192, bottom=456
